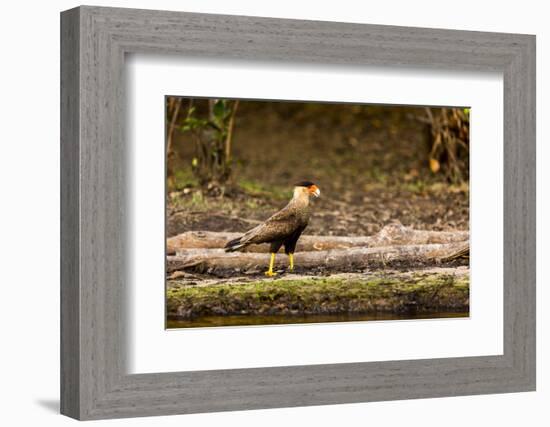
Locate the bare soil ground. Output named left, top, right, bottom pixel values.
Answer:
left=168, top=103, right=469, bottom=238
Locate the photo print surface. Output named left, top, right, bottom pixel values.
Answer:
left=165, top=97, right=470, bottom=329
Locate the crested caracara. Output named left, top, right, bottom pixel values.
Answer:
left=224, top=181, right=320, bottom=276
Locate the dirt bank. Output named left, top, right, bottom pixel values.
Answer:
left=167, top=103, right=469, bottom=238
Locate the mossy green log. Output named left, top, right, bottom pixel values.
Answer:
left=167, top=273, right=469, bottom=319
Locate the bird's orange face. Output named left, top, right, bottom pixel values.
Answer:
left=307, top=184, right=320, bottom=197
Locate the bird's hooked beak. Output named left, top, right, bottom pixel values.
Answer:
left=309, top=185, right=320, bottom=197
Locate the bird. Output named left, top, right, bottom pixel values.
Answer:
left=224, top=181, right=320, bottom=276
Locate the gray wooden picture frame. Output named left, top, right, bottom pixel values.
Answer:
left=60, top=5, right=536, bottom=420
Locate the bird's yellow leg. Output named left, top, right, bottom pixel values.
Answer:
left=265, top=253, right=277, bottom=276
left=288, top=253, right=294, bottom=271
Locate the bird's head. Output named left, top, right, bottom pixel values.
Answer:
left=293, top=181, right=320, bottom=199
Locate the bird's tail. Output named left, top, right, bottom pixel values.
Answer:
left=224, top=236, right=247, bottom=252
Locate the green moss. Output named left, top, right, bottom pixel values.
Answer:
left=167, top=274, right=469, bottom=319
left=171, top=168, right=198, bottom=190
left=169, top=190, right=238, bottom=213
left=238, top=179, right=291, bottom=200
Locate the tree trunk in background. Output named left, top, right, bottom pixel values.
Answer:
left=166, top=97, right=182, bottom=188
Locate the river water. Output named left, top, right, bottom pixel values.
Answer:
left=167, top=311, right=468, bottom=329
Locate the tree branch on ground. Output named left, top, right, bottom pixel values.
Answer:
left=167, top=221, right=469, bottom=254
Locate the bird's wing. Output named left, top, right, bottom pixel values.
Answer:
left=240, top=205, right=300, bottom=245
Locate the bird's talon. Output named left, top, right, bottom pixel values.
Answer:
left=265, top=271, right=277, bottom=277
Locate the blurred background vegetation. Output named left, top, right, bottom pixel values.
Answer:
left=166, top=97, right=470, bottom=238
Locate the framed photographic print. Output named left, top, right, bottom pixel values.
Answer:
left=61, top=5, right=536, bottom=420
left=164, top=97, right=472, bottom=330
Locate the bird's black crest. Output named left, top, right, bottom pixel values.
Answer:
left=294, top=180, right=315, bottom=187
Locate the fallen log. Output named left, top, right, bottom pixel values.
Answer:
left=167, top=241, right=469, bottom=274
left=167, top=221, right=469, bottom=255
